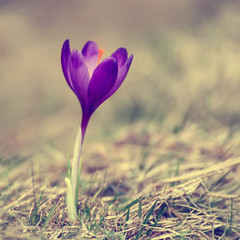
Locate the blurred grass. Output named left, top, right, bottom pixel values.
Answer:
left=1, top=1, right=240, bottom=238
left=1, top=124, right=240, bottom=239
left=0, top=0, right=240, bottom=154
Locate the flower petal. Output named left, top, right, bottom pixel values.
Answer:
left=111, top=48, right=128, bottom=68
left=61, top=39, right=74, bottom=91
left=104, top=54, right=133, bottom=100
left=88, top=57, right=118, bottom=114
left=81, top=41, right=99, bottom=76
left=69, top=49, right=90, bottom=111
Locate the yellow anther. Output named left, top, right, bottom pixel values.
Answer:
left=98, top=49, right=104, bottom=65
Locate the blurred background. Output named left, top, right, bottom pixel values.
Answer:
left=1, top=0, right=240, bottom=155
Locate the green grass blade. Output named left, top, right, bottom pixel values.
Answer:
left=135, top=200, right=158, bottom=240
left=120, top=198, right=140, bottom=212
left=43, top=203, right=56, bottom=228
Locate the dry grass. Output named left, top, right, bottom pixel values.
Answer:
left=1, top=123, right=240, bottom=239
left=1, top=1, right=240, bottom=239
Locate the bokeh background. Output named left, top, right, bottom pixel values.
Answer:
left=1, top=0, right=240, bottom=155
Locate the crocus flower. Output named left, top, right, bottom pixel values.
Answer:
left=61, top=39, right=133, bottom=221
left=61, top=39, right=133, bottom=141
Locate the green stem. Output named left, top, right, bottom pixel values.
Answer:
left=71, top=126, right=83, bottom=207
left=66, top=126, right=83, bottom=221
left=65, top=177, right=77, bottom=221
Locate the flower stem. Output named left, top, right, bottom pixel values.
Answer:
left=65, top=177, right=77, bottom=221
left=71, top=126, right=83, bottom=207
left=66, top=126, right=83, bottom=221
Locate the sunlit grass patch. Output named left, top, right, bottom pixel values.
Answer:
left=1, top=124, right=240, bottom=239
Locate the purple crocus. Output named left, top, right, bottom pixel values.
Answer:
left=61, top=39, right=133, bottom=141
left=61, top=39, right=133, bottom=221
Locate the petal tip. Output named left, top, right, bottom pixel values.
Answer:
left=63, top=39, right=70, bottom=47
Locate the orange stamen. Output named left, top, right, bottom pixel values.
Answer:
left=98, top=49, right=104, bottom=65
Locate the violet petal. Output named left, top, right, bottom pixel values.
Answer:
left=111, top=48, right=128, bottom=68
left=61, top=39, right=74, bottom=91
left=88, top=57, right=118, bottom=114
left=69, top=49, right=90, bottom=111
left=81, top=41, right=99, bottom=76
left=104, top=54, right=133, bottom=100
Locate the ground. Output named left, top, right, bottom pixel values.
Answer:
left=1, top=124, right=240, bottom=239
